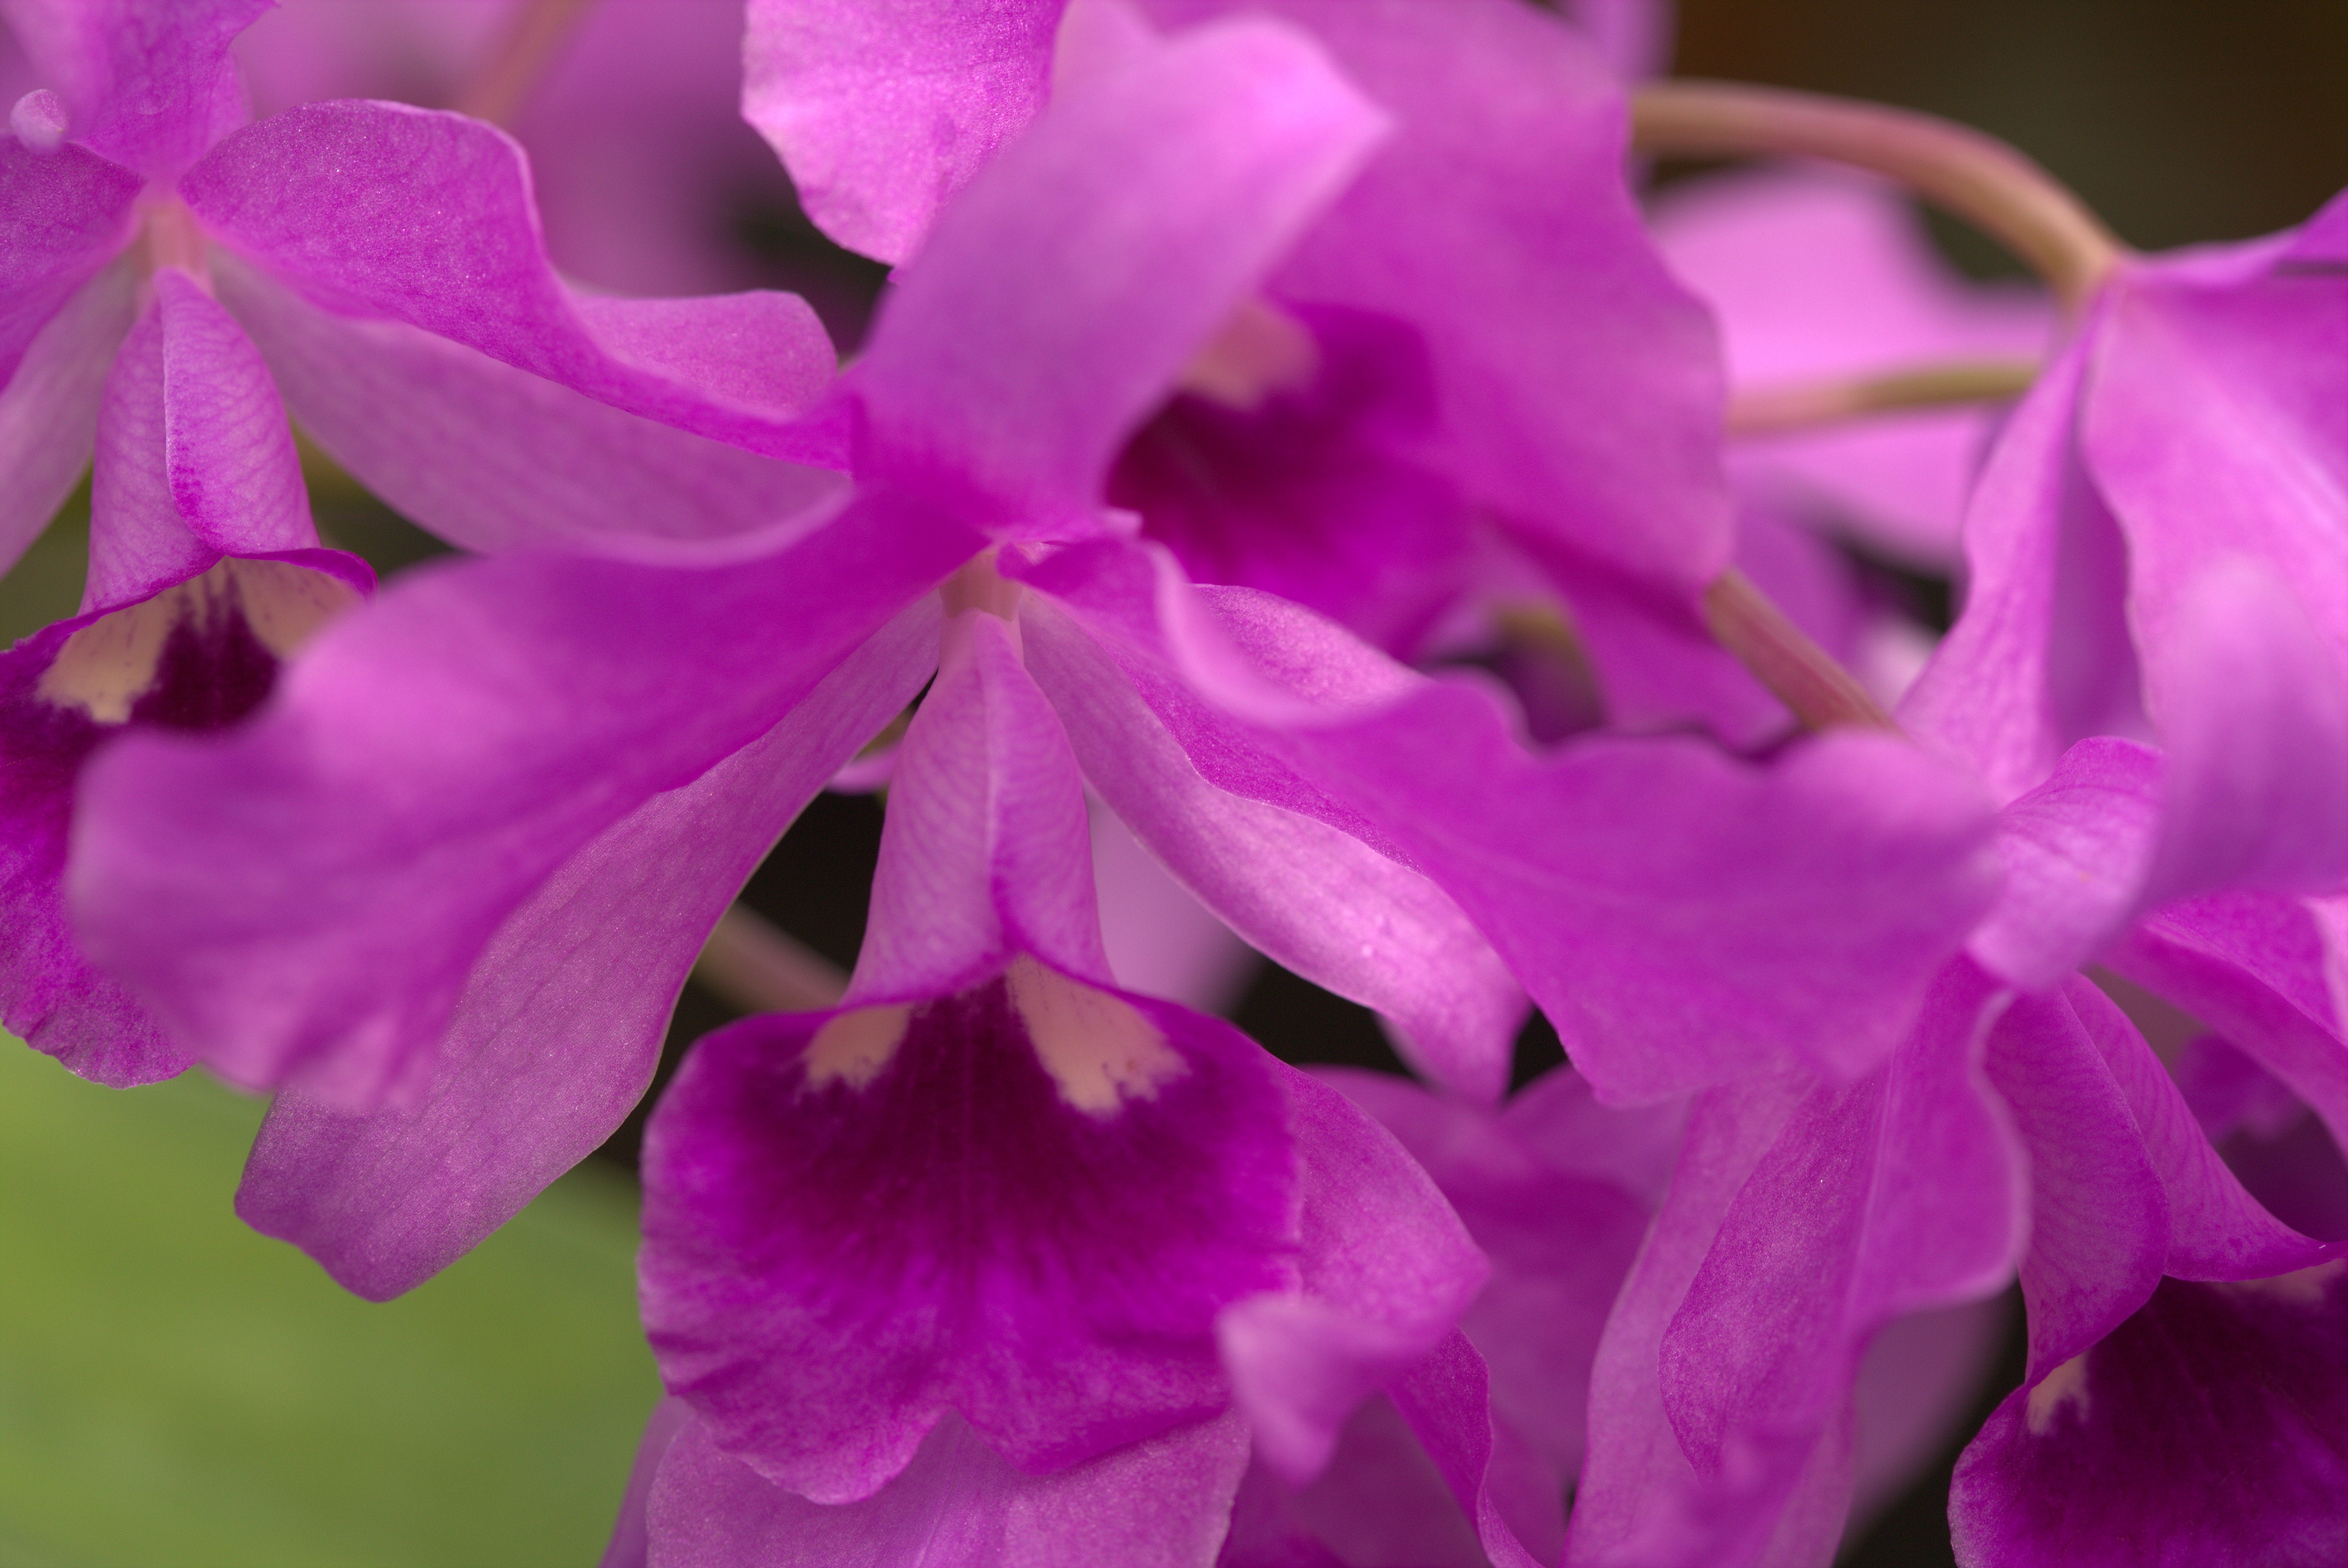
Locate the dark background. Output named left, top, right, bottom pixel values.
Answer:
left=1676, top=0, right=2348, bottom=259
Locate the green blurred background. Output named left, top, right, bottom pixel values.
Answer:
left=0, top=1043, right=655, bottom=1568
left=1, top=2, right=2341, bottom=1566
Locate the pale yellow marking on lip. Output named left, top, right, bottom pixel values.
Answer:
left=1005, top=954, right=1186, bottom=1117
left=37, top=558, right=361, bottom=723
left=2025, top=1352, right=2092, bottom=1436
left=802, top=1004, right=913, bottom=1091
left=228, top=558, right=361, bottom=658
left=2217, top=1257, right=2346, bottom=1308
left=1176, top=297, right=1319, bottom=411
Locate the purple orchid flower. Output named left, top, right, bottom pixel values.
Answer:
left=68, top=0, right=1990, bottom=1313
left=611, top=932, right=1688, bottom=1566
left=0, top=261, right=373, bottom=1083
left=1567, top=963, right=2346, bottom=1567
left=1563, top=723, right=2348, bottom=1564
left=589, top=590, right=1500, bottom=1563
left=1544, top=184, right=2344, bottom=1560
left=745, top=0, right=1866, bottom=750
left=0, top=0, right=848, bottom=1076
left=1, top=0, right=845, bottom=558
left=61, top=0, right=1500, bottom=1292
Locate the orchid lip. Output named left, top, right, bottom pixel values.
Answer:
left=1004, top=954, right=1189, bottom=1116
left=808, top=957, right=1189, bottom=1119
left=40, top=559, right=361, bottom=725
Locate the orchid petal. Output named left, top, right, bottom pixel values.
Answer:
left=639, top=983, right=1293, bottom=1500
left=1979, top=989, right=2169, bottom=1380
left=1218, top=1065, right=1488, bottom=1485
left=1227, top=0, right=1732, bottom=590
left=2137, top=558, right=2348, bottom=904
left=2108, top=893, right=2348, bottom=1154
left=2064, top=975, right=2334, bottom=1281
left=2086, top=263, right=2348, bottom=702
left=1221, top=1382, right=1495, bottom=1568
left=851, top=608, right=1109, bottom=1000
left=1021, top=587, right=1522, bottom=1101
left=647, top=1408, right=1250, bottom=1568
left=0, top=0, right=259, bottom=177
left=1323, top=1064, right=1667, bottom=1508
left=2076, top=257, right=2348, bottom=901
left=1902, top=327, right=2143, bottom=800
left=0, top=257, right=132, bottom=574
left=1661, top=963, right=2022, bottom=1492
left=1969, top=736, right=2163, bottom=988
left=214, top=255, right=847, bottom=560
left=85, top=284, right=214, bottom=611
left=232, top=607, right=940, bottom=1300
left=1565, top=1073, right=1810, bottom=1568
left=852, top=10, right=1386, bottom=537
left=70, top=492, right=979, bottom=1107
left=1294, top=691, right=1999, bottom=1103
left=1030, top=544, right=1999, bottom=1102
left=180, top=101, right=839, bottom=462
left=150, top=267, right=312, bottom=557
left=0, top=134, right=138, bottom=383
left=740, top=0, right=1062, bottom=266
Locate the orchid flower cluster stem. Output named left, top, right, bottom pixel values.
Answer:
left=1724, top=355, right=2042, bottom=435
left=1632, top=79, right=2129, bottom=309
left=1702, top=567, right=1896, bottom=731
left=4, top=3, right=2345, bottom=1566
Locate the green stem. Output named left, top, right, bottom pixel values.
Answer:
left=1703, top=568, right=1897, bottom=732
left=1727, top=356, right=2042, bottom=435
left=1633, top=80, right=2127, bottom=309
left=696, top=906, right=848, bottom=1014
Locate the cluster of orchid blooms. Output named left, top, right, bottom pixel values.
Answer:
left=3, top=0, right=2344, bottom=1563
